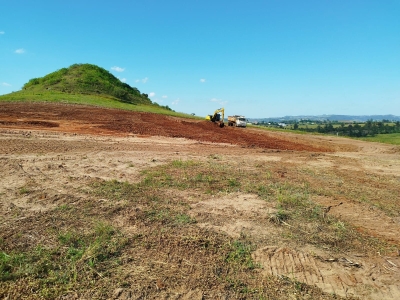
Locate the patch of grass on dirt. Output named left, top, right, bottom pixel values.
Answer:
left=174, top=213, right=196, bottom=225
left=87, top=167, right=344, bottom=298
left=301, top=166, right=400, bottom=218
left=357, top=133, right=400, bottom=145
left=1, top=219, right=128, bottom=298
left=226, top=240, right=258, bottom=270
left=56, top=204, right=73, bottom=211
left=2, top=157, right=385, bottom=299
left=18, top=186, right=30, bottom=195
left=140, top=159, right=244, bottom=193
left=91, top=179, right=138, bottom=201
left=136, top=159, right=395, bottom=255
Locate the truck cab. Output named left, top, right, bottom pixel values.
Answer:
left=228, top=115, right=247, bottom=127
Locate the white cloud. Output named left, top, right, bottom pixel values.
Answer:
left=149, top=92, right=156, bottom=97
left=135, top=77, right=148, bottom=83
left=172, top=99, right=180, bottom=105
left=200, top=78, right=206, bottom=83
left=210, top=98, right=227, bottom=106
left=15, top=48, right=25, bottom=54
left=162, top=95, right=168, bottom=99
left=0, top=31, right=4, bottom=35
left=111, top=66, right=125, bottom=72
left=119, top=77, right=127, bottom=83
left=1, top=82, right=11, bottom=86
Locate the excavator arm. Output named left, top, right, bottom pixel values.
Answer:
left=211, top=108, right=224, bottom=122
left=206, top=108, right=225, bottom=127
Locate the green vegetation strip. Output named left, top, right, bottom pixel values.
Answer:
left=358, top=133, right=400, bottom=145
left=0, top=92, right=195, bottom=118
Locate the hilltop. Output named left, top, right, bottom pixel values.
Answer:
left=20, top=63, right=152, bottom=105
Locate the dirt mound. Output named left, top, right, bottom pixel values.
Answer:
left=0, top=102, right=332, bottom=152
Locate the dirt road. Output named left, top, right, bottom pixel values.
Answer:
left=1, top=102, right=400, bottom=299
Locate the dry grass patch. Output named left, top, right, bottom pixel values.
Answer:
left=2, top=157, right=391, bottom=299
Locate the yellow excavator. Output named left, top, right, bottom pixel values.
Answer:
left=206, top=107, right=225, bottom=128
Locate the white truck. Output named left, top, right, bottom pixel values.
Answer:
left=228, top=115, right=247, bottom=127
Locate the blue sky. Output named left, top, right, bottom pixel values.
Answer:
left=1, top=0, right=399, bottom=118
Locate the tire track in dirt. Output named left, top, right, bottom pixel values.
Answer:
left=188, top=191, right=400, bottom=300
left=253, top=246, right=400, bottom=299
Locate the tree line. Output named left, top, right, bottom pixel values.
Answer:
left=294, top=120, right=400, bottom=137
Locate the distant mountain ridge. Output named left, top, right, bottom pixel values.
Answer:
left=249, top=114, right=400, bottom=122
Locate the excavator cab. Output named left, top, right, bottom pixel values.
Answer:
left=211, top=113, right=221, bottom=122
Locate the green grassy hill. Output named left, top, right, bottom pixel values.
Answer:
left=23, top=63, right=151, bottom=104
left=0, top=63, right=187, bottom=116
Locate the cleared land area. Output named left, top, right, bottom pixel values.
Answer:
left=1, top=102, right=400, bottom=299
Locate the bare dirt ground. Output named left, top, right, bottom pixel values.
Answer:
left=1, top=102, right=400, bottom=299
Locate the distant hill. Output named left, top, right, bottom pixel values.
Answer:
left=21, top=63, right=152, bottom=105
left=250, top=114, right=400, bottom=122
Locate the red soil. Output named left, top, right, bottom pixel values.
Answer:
left=0, top=102, right=332, bottom=152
